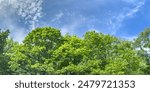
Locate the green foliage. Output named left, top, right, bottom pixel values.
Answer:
left=0, top=30, right=12, bottom=74
left=0, top=27, right=149, bottom=75
left=0, top=30, right=9, bottom=53
left=134, top=28, right=150, bottom=74
left=83, top=32, right=146, bottom=74
left=8, top=27, right=63, bottom=74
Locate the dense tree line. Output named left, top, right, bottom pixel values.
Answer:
left=0, top=27, right=149, bottom=75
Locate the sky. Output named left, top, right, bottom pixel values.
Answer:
left=0, top=0, right=149, bottom=42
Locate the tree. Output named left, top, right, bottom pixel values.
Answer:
left=8, top=27, right=147, bottom=75
left=134, top=28, right=150, bottom=74
left=52, top=35, right=90, bottom=74
left=9, top=27, right=63, bottom=74
left=82, top=31, right=146, bottom=74
left=0, top=30, right=12, bottom=74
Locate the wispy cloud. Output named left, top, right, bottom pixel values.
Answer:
left=61, top=21, right=80, bottom=35
left=0, top=0, right=43, bottom=42
left=14, top=0, right=43, bottom=30
left=51, top=12, right=64, bottom=23
left=126, top=1, right=145, bottom=17
left=0, top=0, right=147, bottom=42
left=0, top=0, right=43, bottom=29
left=42, top=0, right=146, bottom=36
left=108, top=0, right=145, bottom=35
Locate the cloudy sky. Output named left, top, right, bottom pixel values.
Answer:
left=0, top=0, right=149, bottom=42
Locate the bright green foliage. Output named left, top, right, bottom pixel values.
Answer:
left=0, top=30, right=12, bottom=74
left=0, top=30, right=9, bottom=54
left=104, top=41, right=146, bottom=74
left=8, top=27, right=63, bottom=74
left=0, top=27, right=148, bottom=75
left=82, top=31, right=146, bottom=74
left=134, top=28, right=150, bottom=49
left=134, top=28, right=150, bottom=74
left=52, top=35, right=90, bottom=74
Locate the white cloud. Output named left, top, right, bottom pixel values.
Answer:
left=0, top=0, right=43, bottom=27
left=0, top=0, right=43, bottom=42
left=60, top=13, right=89, bottom=35
left=56, top=12, right=64, bottom=21
left=108, top=0, right=145, bottom=35
left=61, top=21, right=80, bottom=35
left=0, top=0, right=147, bottom=42
left=9, top=26, right=27, bottom=43
left=51, top=12, right=64, bottom=24
left=44, top=0, right=145, bottom=36
left=126, top=1, right=145, bottom=17
left=14, top=0, right=43, bottom=30
left=122, top=35, right=137, bottom=41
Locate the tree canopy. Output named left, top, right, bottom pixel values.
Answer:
left=134, top=28, right=150, bottom=74
left=0, top=30, right=12, bottom=74
left=0, top=27, right=149, bottom=75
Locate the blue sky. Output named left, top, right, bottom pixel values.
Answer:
left=0, top=0, right=149, bottom=42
